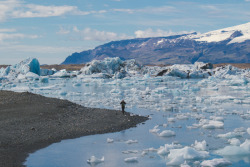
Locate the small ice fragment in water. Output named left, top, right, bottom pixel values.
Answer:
left=149, top=125, right=160, bottom=133
left=122, top=150, right=138, bottom=154
left=180, top=161, right=191, bottom=167
left=217, top=131, right=244, bottom=139
left=228, top=138, right=241, bottom=146
left=125, top=140, right=138, bottom=144
left=124, top=157, right=138, bottom=163
left=167, top=118, right=175, bottom=122
left=247, top=128, right=250, bottom=135
left=107, top=138, right=114, bottom=143
left=201, top=158, right=231, bottom=167
left=158, top=130, right=176, bottom=137
left=191, top=140, right=207, bottom=151
left=87, top=156, right=104, bottom=165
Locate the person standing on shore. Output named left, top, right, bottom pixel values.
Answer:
left=120, top=100, right=126, bottom=115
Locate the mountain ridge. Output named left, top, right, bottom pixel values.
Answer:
left=62, top=22, right=250, bottom=65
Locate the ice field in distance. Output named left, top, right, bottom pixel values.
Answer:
left=1, top=57, right=250, bottom=166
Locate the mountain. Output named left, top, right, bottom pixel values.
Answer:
left=62, top=22, right=250, bottom=65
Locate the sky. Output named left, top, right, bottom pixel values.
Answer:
left=0, top=0, right=250, bottom=65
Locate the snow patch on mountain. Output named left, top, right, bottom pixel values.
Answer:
left=189, top=22, right=250, bottom=44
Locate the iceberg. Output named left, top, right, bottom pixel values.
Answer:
left=80, top=57, right=142, bottom=79
left=167, top=146, right=209, bottom=166
left=0, top=58, right=40, bottom=80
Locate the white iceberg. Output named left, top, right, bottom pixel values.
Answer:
left=80, top=57, right=142, bottom=79
left=167, top=146, right=209, bottom=166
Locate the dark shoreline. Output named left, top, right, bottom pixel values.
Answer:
left=0, top=90, right=148, bottom=167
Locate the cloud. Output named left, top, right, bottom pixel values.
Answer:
left=0, top=0, right=19, bottom=21
left=245, top=0, right=250, bottom=2
left=0, top=28, right=16, bottom=33
left=134, top=28, right=193, bottom=38
left=113, top=6, right=178, bottom=14
left=0, top=0, right=107, bottom=21
left=11, top=4, right=78, bottom=18
left=0, top=28, right=38, bottom=43
left=60, top=26, right=132, bottom=42
left=0, top=33, right=38, bottom=42
left=56, top=27, right=70, bottom=35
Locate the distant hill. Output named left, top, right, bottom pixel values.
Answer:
left=62, top=22, right=250, bottom=65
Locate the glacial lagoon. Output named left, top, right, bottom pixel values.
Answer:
left=2, top=75, right=249, bottom=167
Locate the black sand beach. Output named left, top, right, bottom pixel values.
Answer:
left=0, top=90, right=148, bottom=167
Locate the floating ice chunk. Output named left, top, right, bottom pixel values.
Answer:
left=124, top=157, right=138, bottom=163
left=17, top=74, right=26, bottom=80
left=149, top=125, right=160, bottom=133
left=166, top=155, right=185, bottom=166
left=163, top=124, right=168, bottom=128
left=168, top=146, right=209, bottom=161
left=142, top=147, right=158, bottom=156
left=217, top=131, right=244, bottom=139
left=157, top=143, right=182, bottom=155
left=167, top=118, right=175, bottom=122
left=202, top=120, right=224, bottom=129
left=40, top=68, right=56, bottom=76
left=210, top=116, right=224, bottom=122
left=201, top=158, right=231, bottom=167
left=247, top=128, right=250, bottom=135
left=158, top=130, right=176, bottom=137
left=176, top=114, right=189, bottom=120
left=192, top=140, right=207, bottom=151
left=40, top=77, right=49, bottom=83
left=107, top=138, right=114, bottom=143
left=87, top=156, right=104, bottom=164
left=234, top=127, right=246, bottom=132
left=180, top=161, right=191, bottom=167
left=52, top=69, right=70, bottom=78
left=125, top=140, right=138, bottom=144
left=122, top=150, right=138, bottom=154
left=58, top=91, right=67, bottom=96
left=228, top=138, right=241, bottom=146
left=25, top=72, right=39, bottom=80
left=216, top=139, right=250, bottom=156
left=73, top=82, right=81, bottom=87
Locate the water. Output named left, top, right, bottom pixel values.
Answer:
left=2, top=75, right=250, bottom=166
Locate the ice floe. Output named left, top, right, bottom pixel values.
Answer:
left=158, top=130, right=176, bottom=137
left=166, top=146, right=209, bottom=166
left=201, top=158, right=232, bottom=167
left=124, top=157, right=138, bottom=163
left=216, top=139, right=250, bottom=156
left=87, top=156, right=104, bottom=164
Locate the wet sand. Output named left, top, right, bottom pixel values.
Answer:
left=0, top=90, right=148, bottom=167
